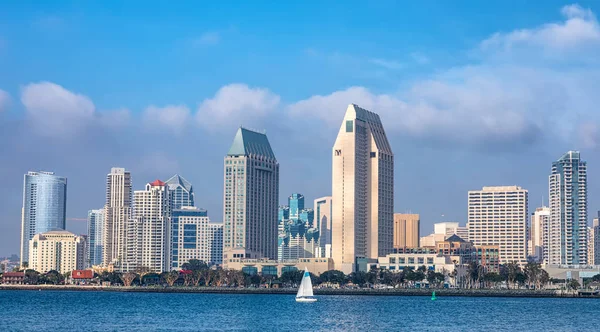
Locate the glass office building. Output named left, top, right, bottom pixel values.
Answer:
left=165, top=174, right=195, bottom=209
left=20, top=171, right=67, bottom=265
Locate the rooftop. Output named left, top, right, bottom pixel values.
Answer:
left=165, top=174, right=193, bottom=192
left=227, top=127, right=276, bottom=160
left=150, top=179, right=166, bottom=187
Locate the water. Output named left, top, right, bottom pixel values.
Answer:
left=0, top=290, right=598, bottom=331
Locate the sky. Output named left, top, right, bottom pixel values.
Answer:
left=1, top=1, right=600, bottom=257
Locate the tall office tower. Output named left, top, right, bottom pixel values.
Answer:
left=170, top=207, right=222, bottom=269
left=314, top=196, right=333, bottom=258
left=87, top=209, right=105, bottom=267
left=223, top=127, right=279, bottom=262
left=548, top=151, right=588, bottom=265
left=289, top=193, right=304, bottom=219
left=29, top=230, right=86, bottom=274
left=130, top=180, right=171, bottom=272
left=165, top=174, right=195, bottom=209
left=332, top=104, right=394, bottom=273
left=103, top=167, right=132, bottom=269
left=468, top=186, right=528, bottom=265
left=393, top=213, right=420, bottom=249
left=277, top=195, right=318, bottom=261
left=529, top=206, right=550, bottom=263
left=593, top=213, right=600, bottom=266
left=20, top=171, right=67, bottom=266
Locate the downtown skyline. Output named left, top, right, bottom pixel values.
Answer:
left=2, top=2, right=600, bottom=256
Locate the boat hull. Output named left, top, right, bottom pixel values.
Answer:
left=296, top=297, right=317, bottom=303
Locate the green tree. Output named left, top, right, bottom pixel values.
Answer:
left=568, top=279, right=580, bottom=290
left=45, top=270, right=64, bottom=285
left=99, top=272, right=122, bottom=285
left=21, top=262, right=29, bottom=270
left=279, top=270, right=304, bottom=285
left=164, top=271, right=180, bottom=286
left=120, top=272, right=138, bottom=287
left=24, top=269, right=41, bottom=285
left=319, top=270, right=346, bottom=285
left=181, top=259, right=208, bottom=272
left=245, top=273, right=261, bottom=287
left=524, top=262, right=542, bottom=289
left=484, top=272, right=503, bottom=288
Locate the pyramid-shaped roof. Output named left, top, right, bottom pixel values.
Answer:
left=165, top=174, right=193, bottom=192
left=445, top=234, right=467, bottom=243
left=150, top=179, right=166, bottom=187
left=227, top=127, right=276, bottom=160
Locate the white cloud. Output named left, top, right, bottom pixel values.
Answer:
left=579, top=122, right=599, bottom=149
left=193, top=32, right=220, bottom=46
left=97, top=108, right=131, bottom=128
left=0, top=89, right=10, bottom=112
left=481, top=4, right=600, bottom=55
left=143, top=105, right=191, bottom=133
left=196, top=84, right=280, bottom=130
left=21, top=82, right=95, bottom=137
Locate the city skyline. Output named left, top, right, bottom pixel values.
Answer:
left=3, top=2, right=600, bottom=256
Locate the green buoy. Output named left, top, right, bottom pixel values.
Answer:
left=431, top=291, right=437, bottom=301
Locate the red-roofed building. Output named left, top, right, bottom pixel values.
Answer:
left=2, top=272, right=25, bottom=285
left=71, top=270, right=94, bottom=284
left=150, top=179, right=165, bottom=187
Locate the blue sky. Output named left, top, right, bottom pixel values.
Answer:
left=1, top=1, right=600, bottom=256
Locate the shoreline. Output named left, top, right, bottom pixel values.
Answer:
left=0, top=285, right=593, bottom=298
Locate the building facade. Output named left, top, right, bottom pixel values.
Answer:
left=224, top=257, right=334, bottom=277
left=588, top=226, right=595, bottom=266
left=171, top=207, right=222, bottom=269
left=393, top=213, right=420, bottom=249
left=20, top=171, right=67, bottom=266
left=548, top=151, right=588, bottom=265
left=29, top=230, right=86, bottom=274
left=593, top=214, right=600, bottom=266
left=87, top=209, right=105, bottom=267
left=165, top=174, right=195, bottom=209
left=529, top=206, right=550, bottom=263
left=223, top=128, right=279, bottom=263
left=467, top=186, right=528, bottom=265
left=278, top=194, right=319, bottom=261
left=130, top=180, right=171, bottom=272
left=332, top=104, right=394, bottom=274
left=103, top=167, right=132, bottom=269
left=314, top=196, right=333, bottom=258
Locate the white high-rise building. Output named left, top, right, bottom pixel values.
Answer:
left=332, top=104, right=394, bottom=273
left=529, top=206, right=550, bottom=262
left=103, top=167, right=132, bottom=269
left=130, top=180, right=171, bottom=272
left=29, top=230, right=86, bottom=274
left=87, top=209, right=105, bottom=267
left=548, top=151, right=588, bottom=265
left=222, top=128, right=279, bottom=263
left=171, top=207, right=223, bottom=269
left=314, top=196, right=332, bottom=258
left=468, top=186, right=528, bottom=265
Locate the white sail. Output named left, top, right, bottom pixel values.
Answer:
left=297, top=267, right=313, bottom=298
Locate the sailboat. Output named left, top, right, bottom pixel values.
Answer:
left=296, top=267, right=317, bottom=302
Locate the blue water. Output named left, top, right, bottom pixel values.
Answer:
left=0, top=291, right=598, bottom=331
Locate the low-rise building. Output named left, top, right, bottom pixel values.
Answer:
left=2, top=272, right=25, bottom=284
left=29, top=230, right=87, bottom=274
left=474, top=245, right=500, bottom=273
left=71, top=270, right=94, bottom=284
left=378, top=248, right=456, bottom=273
left=224, top=257, right=334, bottom=277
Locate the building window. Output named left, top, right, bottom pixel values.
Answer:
left=370, top=152, right=376, bottom=158
left=346, top=120, right=353, bottom=132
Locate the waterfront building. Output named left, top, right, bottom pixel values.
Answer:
left=436, top=234, right=473, bottom=264
left=548, top=151, right=588, bottom=265
left=29, top=230, right=86, bottom=274
left=529, top=206, right=550, bottom=262
left=314, top=196, right=332, bottom=258
left=222, top=128, right=279, bottom=263
left=278, top=194, right=319, bottom=261
left=165, top=174, right=195, bottom=209
left=594, top=214, right=600, bottom=265
left=20, top=171, right=67, bottom=266
left=588, top=226, right=595, bottom=266
left=87, top=209, right=105, bottom=267
left=474, top=245, right=500, bottom=273
left=171, top=207, right=222, bottom=269
left=467, top=186, right=528, bottom=265
left=378, top=248, right=455, bottom=273
left=332, top=104, right=394, bottom=274
left=103, top=167, right=132, bottom=270
left=224, top=257, right=333, bottom=277
left=130, top=180, right=171, bottom=272
left=393, top=213, right=420, bottom=249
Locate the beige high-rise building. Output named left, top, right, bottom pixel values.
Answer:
left=222, top=128, right=279, bottom=263
left=332, top=104, right=394, bottom=274
left=468, top=186, right=528, bottom=265
left=102, top=167, right=132, bottom=269
left=29, top=230, right=86, bottom=274
left=529, top=206, right=550, bottom=262
left=393, top=214, right=420, bottom=248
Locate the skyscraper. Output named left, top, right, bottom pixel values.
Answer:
left=548, top=151, right=588, bottom=265
left=278, top=194, right=318, bottom=260
left=130, top=180, right=171, bottom=272
left=102, top=167, right=132, bottom=269
left=468, top=186, right=528, bottom=265
left=314, top=196, right=333, bottom=258
left=165, top=174, right=195, bottom=209
left=20, top=171, right=67, bottom=266
left=170, top=207, right=222, bottom=268
left=223, top=127, right=279, bottom=262
left=332, top=104, right=394, bottom=273
left=529, top=206, right=550, bottom=263
left=393, top=214, right=420, bottom=249
left=87, top=209, right=105, bottom=267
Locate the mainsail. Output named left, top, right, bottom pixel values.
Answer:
left=296, top=267, right=314, bottom=298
